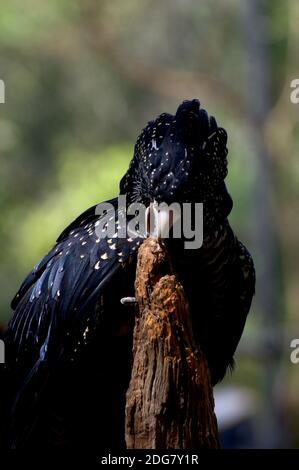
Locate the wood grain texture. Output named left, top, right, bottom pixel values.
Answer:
left=125, top=237, right=219, bottom=449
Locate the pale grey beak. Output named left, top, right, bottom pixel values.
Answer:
left=145, top=201, right=181, bottom=238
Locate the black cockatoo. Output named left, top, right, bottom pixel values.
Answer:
left=1, top=99, right=255, bottom=449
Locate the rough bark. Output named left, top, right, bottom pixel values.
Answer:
left=125, top=237, right=219, bottom=449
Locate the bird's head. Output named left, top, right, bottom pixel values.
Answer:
left=120, top=99, right=232, bottom=230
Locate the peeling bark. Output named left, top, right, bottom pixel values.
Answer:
left=125, top=237, right=219, bottom=449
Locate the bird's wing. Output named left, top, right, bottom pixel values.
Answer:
left=4, top=197, right=143, bottom=447
left=200, top=226, right=256, bottom=384
left=229, top=239, right=256, bottom=353
left=6, top=196, right=141, bottom=360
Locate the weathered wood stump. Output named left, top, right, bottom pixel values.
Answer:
left=125, top=237, right=219, bottom=449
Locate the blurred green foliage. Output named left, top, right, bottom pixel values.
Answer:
left=7, top=145, right=130, bottom=273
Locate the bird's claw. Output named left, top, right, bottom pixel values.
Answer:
left=120, top=296, right=137, bottom=306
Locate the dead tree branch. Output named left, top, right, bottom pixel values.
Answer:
left=125, top=237, right=219, bottom=449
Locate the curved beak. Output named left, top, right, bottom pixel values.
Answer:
left=145, top=201, right=181, bottom=238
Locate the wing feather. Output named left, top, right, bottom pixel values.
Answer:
left=6, top=197, right=141, bottom=361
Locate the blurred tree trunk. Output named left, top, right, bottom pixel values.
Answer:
left=242, top=0, right=287, bottom=448
left=125, top=237, right=219, bottom=449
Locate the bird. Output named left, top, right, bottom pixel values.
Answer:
left=1, top=99, right=255, bottom=450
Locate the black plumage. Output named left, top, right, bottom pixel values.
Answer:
left=1, top=99, right=255, bottom=449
